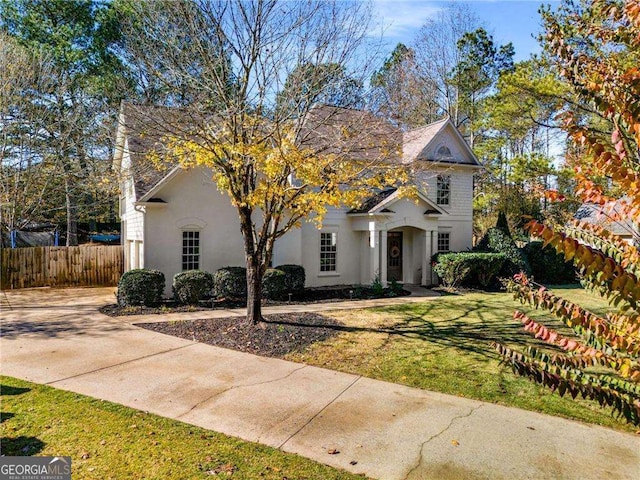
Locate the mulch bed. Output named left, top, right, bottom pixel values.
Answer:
left=99, top=298, right=245, bottom=317
left=99, top=285, right=409, bottom=317
left=136, top=312, right=343, bottom=358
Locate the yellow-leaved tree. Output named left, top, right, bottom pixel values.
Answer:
left=495, top=0, right=640, bottom=424
left=120, top=0, right=411, bottom=324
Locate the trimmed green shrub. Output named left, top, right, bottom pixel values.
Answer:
left=434, top=252, right=508, bottom=288
left=433, top=253, right=473, bottom=288
left=523, top=241, right=577, bottom=284
left=173, top=270, right=215, bottom=305
left=274, top=264, right=306, bottom=293
left=472, top=253, right=509, bottom=287
left=430, top=251, right=444, bottom=266
left=213, top=266, right=247, bottom=298
left=262, top=268, right=287, bottom=300
left=475, top=227, right=530, bottom=276
left=117, top=269, right=165, bottom=307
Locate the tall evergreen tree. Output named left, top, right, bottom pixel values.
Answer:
left=0, top=0, right=131, bottom=243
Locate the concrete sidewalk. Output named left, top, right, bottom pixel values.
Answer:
left=1, top=287, right=639, bottom=480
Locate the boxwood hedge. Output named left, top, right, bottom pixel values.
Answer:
left=213, top=266, right=247, bottom=298
left=262, top=268, right=287, bottom=300
left=274, top=264, right=305, bottom=294
left=173, top=270, right=215, bottom=305
left=117, top=269, right=165, bottom=307
left=434, top=252, right=508, bottom=289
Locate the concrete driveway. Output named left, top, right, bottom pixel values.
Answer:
left=1, top=287, right=639, bottom=480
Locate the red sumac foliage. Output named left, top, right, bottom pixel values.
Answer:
left=494, top=0, right=640, bottom=425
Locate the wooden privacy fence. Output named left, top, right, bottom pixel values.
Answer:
left=1, top=245, right=124, bottom=289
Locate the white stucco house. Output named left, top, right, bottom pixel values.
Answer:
left=113, top=103, right=481, bottom=295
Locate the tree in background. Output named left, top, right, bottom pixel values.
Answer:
left=472, top=57, right=572, bottom=238
left=120, top=0, right=411, bottom=325
left=277, top=62, right=364, bottom=116
left=0, top=0, right=131, bottom=243
left=0, top=33, right=59, bottom=234
left=371, top=43, right=440, bottom=129
left=410, top=4, right=513, bottom=140
left=495, top=0, right=640, bottom=425
left=451, top=28, right=514, bottom=148
left=411, top=2, right=479, bottom=129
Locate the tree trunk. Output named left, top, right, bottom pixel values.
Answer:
left=65, top=176, right=78, bottom=246
left=246, top=257, right=263, bottom=325
left=239, top=206, right=264, bottom=326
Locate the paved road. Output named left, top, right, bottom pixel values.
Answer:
left=1, top=287, right=639, bottom=480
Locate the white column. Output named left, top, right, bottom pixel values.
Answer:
left=380, top=230, right=388, bottom=286
left=421, top=231, right=429, bottom=286
left=369, top=221, right=379, bottom=282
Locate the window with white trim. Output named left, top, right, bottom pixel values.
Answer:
left=182, top=231, right=200, bottom=270
left=437, top=232, right=450, bottom=253
left=320, top=232, right=337, bottom=272
left=437, top=175, right=450, bottom=205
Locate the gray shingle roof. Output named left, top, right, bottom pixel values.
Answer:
left=120, top=103, right=182, bottom=200
left=299, top=105, right=403, bottom=162
left=402, top=118, right=448, bottom=162
left=347, top=188, right=397, bottom=213
left=118, top=103, right=478, bottom=201
left=575, top=199, right=637, bottom=237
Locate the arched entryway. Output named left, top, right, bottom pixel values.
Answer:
left=385, top=226, right=433, bottom=285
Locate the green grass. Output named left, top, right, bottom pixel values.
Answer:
left=0, top=376, right=364, bottom=480
left=285, top=285, right=637, bottom=434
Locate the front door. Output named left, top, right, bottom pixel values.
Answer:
left=387, top=232, right=403, bottom=282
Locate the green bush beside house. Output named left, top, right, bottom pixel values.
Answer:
left=117, top=269, right=165, bottom=307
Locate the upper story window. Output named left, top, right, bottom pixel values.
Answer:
left=437, top=175, right=450, bottom=205
left=182, top=231, right=200, bottom=270
left=320, top=232, right=337, bottom=272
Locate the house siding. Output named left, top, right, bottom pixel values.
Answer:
left=143, top=167, right=246, bottom=295
left=417, top=168, right=474, bottom=219
left=119, top=143, right=145, bottom=270
left=291, top=210, right=365, bottom=287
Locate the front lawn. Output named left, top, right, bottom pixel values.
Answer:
left=285, top=285, right=637, bottom=433
left=0, top=376, right=363, bottom=480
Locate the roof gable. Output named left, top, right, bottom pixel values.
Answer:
left=114, top=102, right=207, bottom=201
left=348, top=188, right=446, bottom=215
left=403, top=118, right=480, bottom=167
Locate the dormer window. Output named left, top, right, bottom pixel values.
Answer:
left=437, top=145, right=452, bottom=159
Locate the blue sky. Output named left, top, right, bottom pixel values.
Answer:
left=372, top=0, right=561, bottom=62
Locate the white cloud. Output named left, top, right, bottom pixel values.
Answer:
left=371, top=0, right=442, bottom=40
